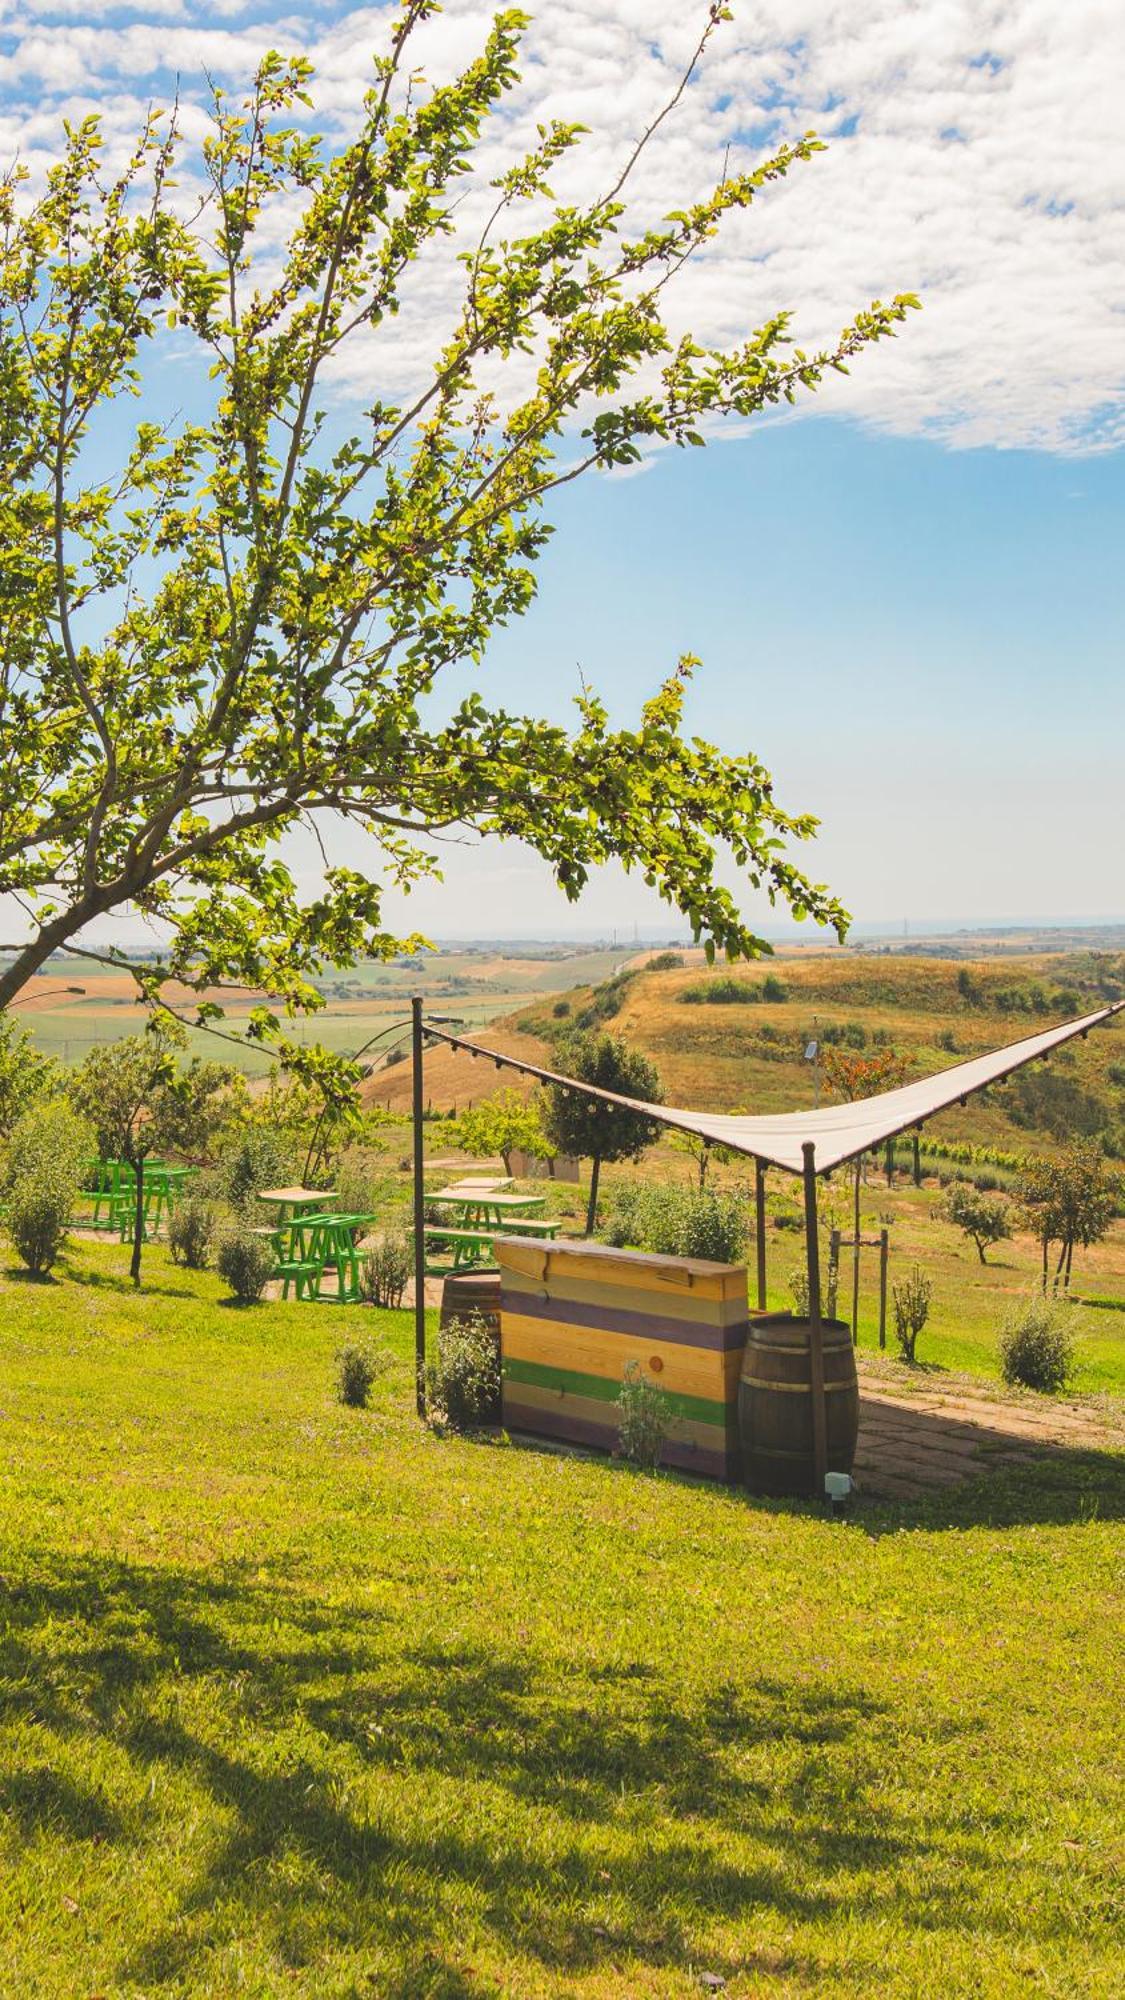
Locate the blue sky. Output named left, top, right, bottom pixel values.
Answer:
left=372, top=415, right=1125, bottom=937
left=2, top=0, right=1122, bottom=945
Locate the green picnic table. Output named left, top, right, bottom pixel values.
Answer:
left=424, top=1189, right=556, bottom=1274
left=256, top=1193, right=376, bottom=1303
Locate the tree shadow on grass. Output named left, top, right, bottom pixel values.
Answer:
left=0, top=1548, right=1095, bottom=1996
left=55, top=1259, right=197, bottom=1301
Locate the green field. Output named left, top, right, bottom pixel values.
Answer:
left=1, top=1240, right=1123, bottom=1999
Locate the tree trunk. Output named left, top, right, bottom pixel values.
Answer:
left=975, top=1237, right=987, bottom=1264
left=884, top=1139, right=894, bottom=1187
left=1041, top=1236, right=1048, bottom=1291
left=585, top=1155, right=602, bottom=1237
left=130, top=1154, right=145, bottom=1286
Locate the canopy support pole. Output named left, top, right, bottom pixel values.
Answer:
left=754, top=1160, right=767, bottom=1311
left=802, top=1140, right=828, bottom=1500
left=411, top=995, right=427, bottom=1419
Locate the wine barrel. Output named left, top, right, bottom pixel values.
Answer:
left=439, top=1270, right=502, bottom=1341
left=738, top=1313, right=859, bottom=1496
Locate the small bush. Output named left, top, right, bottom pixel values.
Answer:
left=679, top=976, right=761, bottom=1005
left=334, top=1145, right=386, bottom=1217
left=602, top=1181, right=645, bottom=1248
left=2, top=1101, right=90, bottom=1276
left=6, top=1171, right=73, bottom=1276
left=602, top=1182, right=746, bottom=1263
left=645, top=951, right=685, bottom=972
left=216, top=1224, right=276, bottom=1303
left=892, top=1265, right=932, bottom=1363
left=336, top=1343, right=387, bottom=1408
left=212, top=1128, right=292, bottom=1214
left=427, top=1311, right=500, bottom=1429
left=552, top=999, right=571, bottom=1018
left=168, top=1192, right=216, bottom=1270
left=360, top=1227, right=413, bottom=1308
left=761, top=973, right=788, bottom=1003
left=616, top=1361, right=669, bottom=1471
left=999, top=1295, right=1075, bottom=1393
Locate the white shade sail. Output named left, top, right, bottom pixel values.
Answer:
left=425, top=1001, right=1125, bottom=1178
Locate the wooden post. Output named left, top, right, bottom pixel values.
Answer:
left=755, top=1159, right=767, bottom=1311
left=912, top=1132, right=921, bottom=1186
left=851, top=1160, right=861, bottom=1346
left=878, top=1228, right=889, bottom=1351
left=411, top=995, right=427, bottom=1419
left=802, top=1141, right=828, bottom=1500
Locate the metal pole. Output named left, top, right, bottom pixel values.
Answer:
left=878, top=1228, right=889, bottom=1351
left=851, top=1161, right=861, bottom=1346
left=754, top=1159, right=767, bottom=1311
left=802, top=1140, right=828, bottom=1499
left=411, top=995, right=427, bottom=1419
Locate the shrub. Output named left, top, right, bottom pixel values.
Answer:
left=168, top=1192, right=216, bottom=1270
left=603, top=1182, right=645, bottom=1248
left=602, top=1182, right=747, bottom=1263
left=427, top=1311, right=501, bottom=1429
left=999, top=1295, right=1075, bottom=1394
left=360, top=1227, right=413, bottom=1308
left=645, top=951, right=685, bottom=972
left=761, top=973, right=788, bottom=1003
left=2, top=1101, right=89, bottom=1276
left=5, top=1170, right=73, bottom=1275
left=336, top=1343, right=387, bottom=1408
left=679, top=976, right=760, bottom=1005
left=216, top=1224, right=276, bottom=1303
left=211, top=1127, right=292, bottom=1213
left=334, top=1144, right=387, bottom=1216
left=892, top=1266, right=933, bottom=1363
left=669, top=1188, right=748, bottom=1263
left=616, top=1361, right=669, bottom=1471
left=552, top=999, right=571, bottom=1018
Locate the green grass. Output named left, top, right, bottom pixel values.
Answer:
left=1, top=1240, right=1123, bottom=1998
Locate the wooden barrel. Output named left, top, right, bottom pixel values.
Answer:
left=440, top=1270, right=502, bottom=1341
left=738, top=1313, right=859, bottom=1497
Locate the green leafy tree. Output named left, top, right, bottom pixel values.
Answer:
left=0, top=1013, right=59, bottom=1137
left=941, top=1180, right=1013, bottom=1265
left=543, top=1033, right=663, bottom=1235
left=0, top=7, right=916, bottom=1050
left=69, top=1027, right=237, bottom=1282
left=452, top=1087, right=550, bottom=1175
left=1018, top=1141, right=1118, bottom=1294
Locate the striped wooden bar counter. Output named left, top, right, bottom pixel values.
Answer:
left=496, top=1236, right=750, bottom=1482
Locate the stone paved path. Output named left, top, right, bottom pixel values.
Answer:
left=853, top=1358, right=1123, bottom=1499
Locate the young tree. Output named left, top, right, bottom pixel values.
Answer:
left=543, top=1034, right=663, bottom=1235
left=452, top=1087, right=551, bottom=1176
left=69, top=1027, right=237, bottom=1282
left=1018, top=1141, right=1118, bottom=1294
left=0, top=7, right=917, bottom=1046
left=941, top=1180, right=1013, bottom=1265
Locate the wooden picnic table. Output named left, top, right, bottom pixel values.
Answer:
left=258, top=1187, right=337, bottom=1221
left=438, top=1175, right=514, bottom=1195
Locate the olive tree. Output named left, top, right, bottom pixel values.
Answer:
left=0, top=4, right=916, bottom=1056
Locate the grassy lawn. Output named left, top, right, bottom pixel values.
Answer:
left=1, top=1240, right=1123, bottom=1998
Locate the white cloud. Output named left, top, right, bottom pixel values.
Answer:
left=0, top=0, right=1121, bottom=452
